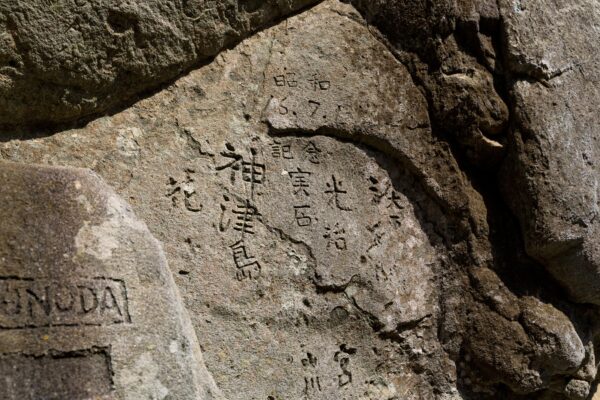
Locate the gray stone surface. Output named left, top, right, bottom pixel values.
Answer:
left=0, top=1, right=599, bottom=399
left=0, top=3, right=459, bottom=398
left=0, top=161, right=222, bottom=399
left=348, top=0, right=510, bottom=168
left=0, top=0, right=319, bottom=128
left=499, top=0, right=600, bottom=305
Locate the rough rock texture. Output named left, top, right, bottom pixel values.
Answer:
left=348, top=0, right=510, bottom=168
left=498, top=0, right=600, bottom=306
left=1, top=4, right=460, bottom=398
left=0, top=0, right=599, bottom=399
left=0, top=161, right=222, bottom=399
left=346, top=0, right=600, bottom=397
left=0, top=0, right=319, bottom=129
left=349, top=0, right=600, bottom=308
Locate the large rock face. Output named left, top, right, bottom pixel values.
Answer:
left=0, top=161, right=222, bottom=399
left=0, top=0, right=319, bottom=129
left=0, top=0, right=599, bottom=399
left=498, top=0, right=600, bottom=305
left=0, top=3, right=459, bottom=398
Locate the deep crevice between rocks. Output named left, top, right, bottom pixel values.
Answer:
left=345, top=1, right=600, bottom=398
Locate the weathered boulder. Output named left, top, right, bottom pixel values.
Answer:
left=344, top=1, right=600, bottom=396
left=1, top=2, right=461, bottom=398
left=0, top=1, right=598, bottom=399
left=498, top=0, right=600, bottom=305
left=348, top=0, right=510, bottom=168
left=0, top=0, right=319, bottom=129
left=0, top=161, right=222, bottom=399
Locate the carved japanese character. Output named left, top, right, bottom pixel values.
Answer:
left=308, top=74, right=330, bottom=91
left=230, top=240, right=261, bottom=280
left=301, top=352, right=322, bottom=394
left=216, top=144, right=265, bottom=199
left=271, top=139, right=293, bottom=159
left=385, top=190, right=404, bottom=211
left=232, top=199, right=262, bottom=236
left=304, top=141, right=322, bottom=164
left=274, top=72, right=298, bottom=88
left=289, top=167, right=312, bottom=196
left=308, top=100, right=321, bottom=117
left=294, top=205, right=313, bottom=227
left=324, top=223, right=347, bottom=250
left=166, top=169, right=202, bottom=212
left=369, top=176, right=405, bottom=225
left=334, top=344, right=356, bottom=387
left=325, top=175, right=352, bottom=211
